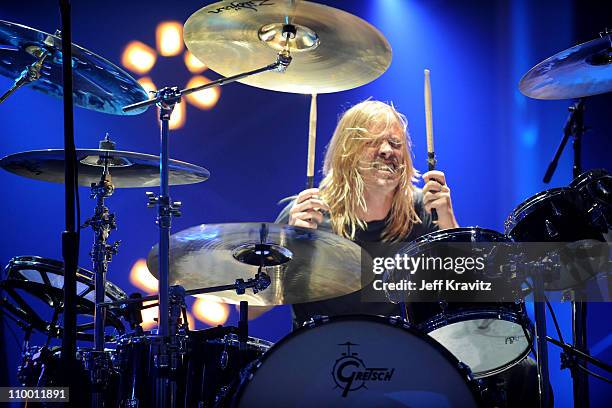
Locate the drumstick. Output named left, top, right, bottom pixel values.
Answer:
left=307, top=93, right=317, bottom=189
left=424, top=69, right=438, bottom=221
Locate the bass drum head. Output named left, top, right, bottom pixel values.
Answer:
left=235, top=315, right=479, bottom=407
left=425, top=310, right=532, bottom=378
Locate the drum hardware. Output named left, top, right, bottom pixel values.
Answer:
left=121, top=32, right=293, bottom=408
left=0, top=47, right=50, bottom=104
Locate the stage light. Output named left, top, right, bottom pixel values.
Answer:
left=192, top=297, right=230, bottom=326
left=168, top=98, right=186, bottom=129
left=129, top=258, right=158, bottom=294
left=122, top=41, right=157, bottom=75
left=157, top=21, right=184, bottom=57
left=184, top=51, right=207, bottom=74
left=185, top=76, right=221, bottom=110
left=137, top=76, right=157, bottom=95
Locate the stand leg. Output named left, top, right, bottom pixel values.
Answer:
left=533, top=274, right=551, bottom=408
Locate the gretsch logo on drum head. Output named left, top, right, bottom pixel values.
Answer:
left=332, top=342, right=395, bottom=397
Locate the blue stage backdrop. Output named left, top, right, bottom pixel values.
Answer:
left=1, top=1, right=610, bottom=406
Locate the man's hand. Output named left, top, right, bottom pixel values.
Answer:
left=422, top=170, right=459, bottom=230
left=288, top=188, right=330, bottom=229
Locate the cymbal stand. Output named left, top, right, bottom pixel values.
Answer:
left=82, top=135, right=120, bottom=408
left=0, top=48, right=50, bottom=104
left=532, top=270, right=551, bottom=408
left=123, top=37, right=292, bottom=408
left=543, top=99, right=591, bottom=406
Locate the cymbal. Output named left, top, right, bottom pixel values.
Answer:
left=519, top=34, right=612, bottom=99
left=0, top=20, right=148, bottom=114
left=147, top=223, right=365, bottom=305
left=0, top=149, right=210, bottom=188
left=183, top=1, right=392, bottom=94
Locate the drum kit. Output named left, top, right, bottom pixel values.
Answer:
left=0, top=1, right=611, bottom=407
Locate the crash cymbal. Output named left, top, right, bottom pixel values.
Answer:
left=519, top=33, right=612, bottom=100
left=147, top=223, right=365, bottom=305
left=0, top=149, right=210, bottom=188
left=183, top=0, right=392, bottom=94
left=0, top=20, right=148, bottom=114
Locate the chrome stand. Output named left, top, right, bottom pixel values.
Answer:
left=83, top=135, right=120, bottom=408
left=122, top=46, right=292, bottom=408
left=533, top=272, right=551, bottom=408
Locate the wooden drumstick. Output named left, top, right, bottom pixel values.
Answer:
left=424, top=69, right=438, bottom=221
left=307, top=93, right=317, bottom=189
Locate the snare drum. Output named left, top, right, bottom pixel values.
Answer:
left=397, top=228, right=534, bottom=378
left=232, top=315, right=481, bottom=407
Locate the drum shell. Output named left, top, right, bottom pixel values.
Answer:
left=570, top=169, right=612, bottom=238
left=505, top=188, right=605, bottom=242
left=232, top=315, right=481, bottom=407
left=399, top=228, right=533, bottom=378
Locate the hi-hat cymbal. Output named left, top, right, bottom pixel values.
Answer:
left=0, top=20, right=148, bottom=114
left=0, top=149, right=210, bottom=188
left=519, top=34, right=612, bottom=100
left=146, top=223, right=365, bottom=305
left=183, top=1, right=392, bottom=94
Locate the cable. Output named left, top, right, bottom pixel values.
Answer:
left=545, top=296, right=565, bottom=344
left=576, top=364, right=612, bottom=384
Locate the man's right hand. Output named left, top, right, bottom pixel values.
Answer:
left=288, top=188, right=330, bottom=229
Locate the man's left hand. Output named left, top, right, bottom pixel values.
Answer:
left=422, top=170, right=459, bottom=230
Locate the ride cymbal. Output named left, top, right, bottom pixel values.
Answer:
left=183, top=0, right=392, bottom=94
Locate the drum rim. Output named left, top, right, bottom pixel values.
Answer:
left=570, top=168, right=611, bottom=189
left=504, top=187, right=578, bottom=235
left=419, top=307, right=534, bottom=378
left=6, top=255, right=127, bottom=301
left=231, top=314, right=482, bottom=406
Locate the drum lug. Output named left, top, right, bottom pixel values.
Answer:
left=220, top=349, right=229, bottom=369
left=125, top=398, right=139, bottom=408
left=304, top=314, right=329, bottom=327
left=544, top=218, right=559, bottom=239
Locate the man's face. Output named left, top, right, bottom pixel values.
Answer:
left=358, top=122, right=405, bottom=193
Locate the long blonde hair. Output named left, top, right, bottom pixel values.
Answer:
left=319, top=100, right=421, bottom=242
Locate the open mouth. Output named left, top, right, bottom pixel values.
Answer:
left=372, top=161, right=398, bottom=173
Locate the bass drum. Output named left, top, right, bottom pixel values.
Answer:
left=232, top=315, right=480, bottom=407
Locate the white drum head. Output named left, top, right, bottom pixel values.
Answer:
left=428, top=318, right=530, bottom=378
left=236, top=316, right=479, bottom=407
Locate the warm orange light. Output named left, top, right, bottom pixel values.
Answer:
left=184, top=51, right=207, bottom=74
left=129, top=259, right=158, bottom=294
left=165, top=98, right=186, bottom=129
left=141, top=300, right=158, bottom=331
left=156, top=21, right=184, bottom=57
left=185, top=311, right=196, bottom=330
left=192, top=298, right=230, bottom=326
left=122, top=41, right=157, bottom=75
left=137, top=77, right=157, bottom=95
left=185, top=76, right=220, bottom=110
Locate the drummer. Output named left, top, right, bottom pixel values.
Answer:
left=276, top=99, right=457, bottom=323
left=275, top=99, right=548, bottom=407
